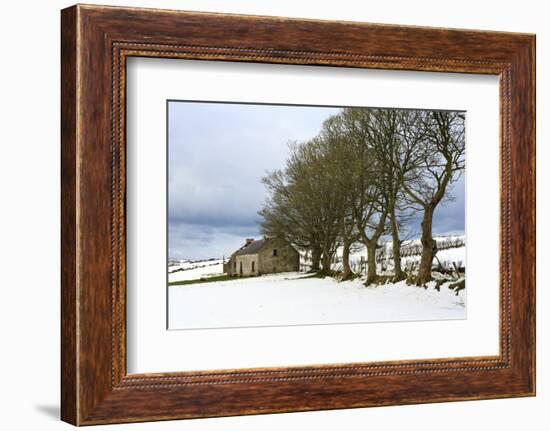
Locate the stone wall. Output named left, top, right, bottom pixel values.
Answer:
left=235, top=254, right=259, bottom=277
left=258, top=238, right=299, bottom=275
left=223, top=255, right=237, bottom=275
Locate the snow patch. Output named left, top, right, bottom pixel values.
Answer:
left=169, top=271, right=465, bottom=330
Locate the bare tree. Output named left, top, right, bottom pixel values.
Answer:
left=261, top=137, right=345, bottom=273
left=261, top=107, right=464, bottom=286
left=397, top=110, right=465, bottom=285
left=369, top=109, right=415, bottom=281
left=335, top=108, right=390, bottom=285
left=260, top=169, right=323, bottom=270
left=320, top=114, right=360, bottom=280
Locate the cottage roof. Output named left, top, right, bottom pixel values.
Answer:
left=235, top=238, right=268, bottom=256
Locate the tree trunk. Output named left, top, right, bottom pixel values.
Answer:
left=341, top=239, right=354, bottom=280
left=321, top=252, right=332, bottom=273
left=365, top=241, right=378, bottom=285
left=310, top=246, right=321, bottom=272
left=389, top=209, right=406, bottom=281
left=417, top=206, right=436, bottom=285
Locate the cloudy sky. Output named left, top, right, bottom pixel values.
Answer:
left=168, top=101, right=465, bottom=260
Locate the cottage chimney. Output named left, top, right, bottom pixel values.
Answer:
left=245, top=238, right=254, bottom=246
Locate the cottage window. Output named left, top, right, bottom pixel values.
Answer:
left=273, top=249, right=277, bottom=257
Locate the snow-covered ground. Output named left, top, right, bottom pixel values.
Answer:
left=168, top=236, right=466, bottom=330
left=168, top=259, right=224, bottom=283
left=168, top=271, right=465, bottom=330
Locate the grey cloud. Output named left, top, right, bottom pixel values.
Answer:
left=168, top=101, right=339, bottom=259
left=169, top=222, right=261, bottom=260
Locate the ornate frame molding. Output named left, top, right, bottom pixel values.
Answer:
left=61, top=5, right=535, bottom=425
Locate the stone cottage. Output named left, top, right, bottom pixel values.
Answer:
left=223, top=237, right=300, bottom=277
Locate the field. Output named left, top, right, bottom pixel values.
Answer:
left=168, top=238, right=466, bottom=330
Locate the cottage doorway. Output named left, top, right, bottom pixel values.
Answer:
left=239, top=261, right=243, bottom=276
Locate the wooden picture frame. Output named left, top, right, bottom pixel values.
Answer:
left=61, top=4, right=535, bottom=425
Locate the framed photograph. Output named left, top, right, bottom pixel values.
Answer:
left=61, top=4, right=535, bottom=425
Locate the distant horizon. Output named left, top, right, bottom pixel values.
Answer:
left=168, top=101, right=465, bottom=261
left=168, top=231, right=467, bottom=262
